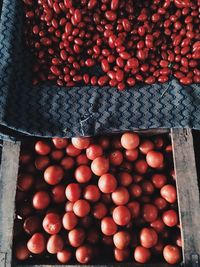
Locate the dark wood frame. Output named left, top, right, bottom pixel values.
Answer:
left=0, top=129, right=199, bottom=267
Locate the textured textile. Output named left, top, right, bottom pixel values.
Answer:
left=0, top=0, right=200, bottom=139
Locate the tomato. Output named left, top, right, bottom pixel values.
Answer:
left=83, top=185, right=101, bottom=202
left=92, top=202, right=108, bottom=219
left=118, top=172, right=133, bottom=187
left=66, top=144, right=81, bottom=157
left=113, top=231, right=130, bottom=249
left=75, top=165, right=92, bottom=183
left=111, top=136, right=123, bottom=149
left=120, top=161, right=133, bottom=172
left=32, top=191, right=50, bottom=210
left=121, top=132, right=140, bottom=150
left=47, top=234, right=64, bottom=254
left=35, top=141, right=51, bottom=155
left=17, top=174, right=34, bottom=191
left=35, top=156, right=50, bottom=170
left=153, top=197, right=168, bottom=210
left=139, top=140, right=154, bottom=154
left=160, top=184, right=177, bottom=203
left=112, top=206, right=131, bottom=226
left=129, top=184, right=142, bottom=198
left=162, top=209, right=178, bottom=227
left=86, top=144, right=103, bottom=160
left=134, top=246, right=151, bottom=263
left=57, top=249, right=72, bottom=263
left=114, top=248, right=130, bottom=262
left=44, top=165, right=64, bottom=185
left=124, top=149, right=139, bottom=161
left=175, top=235, right=182, bottom=247
left=150, top=218, right=165, bottom=233
left=101, top=193, right=112, bottom=204
left=76, top=154, right=90, bottom=165
left=142, top=204, right=158, bottom=222
left=154, top=136, right=165, bottom=149
left=75, top=245, right=93, bottom=264
left=91, top=156, right=109, bottom=176
left=27, top=233, right=46, bottom=254
left=141, top=180, right=154, bottom=195
left=98, top=173, right=117, bottom=193
left=43, top=213, right=62, bottom=234
left=153, top=240, right=164, bottom=255
left=146, top=151, right=164, bottom=168
left=127, top=201, right=140, bottom=219
left=133, top=174, right=143, bottom=183
left=101, top=217, right=117, bottom=236
left=109, top=150, right=123, bottom=166
left=19, top=151, right=32, bottom=165
left=52, top=138, right=68, bottom=149
left=151, top=174, right=167, bottom=189
left=51, top=184, right=66, bottom=203
left=65, top=183, right=81, bottom=202
left=134, top=159, right=148, bottom=174
left=140, top=227, right=158, bottom=248
left=73, top=199, right=90, bottom=217
left=62, top=212, right=78, bottom=230
left=65, top=201, right=74, bottom=212
left=61, top=156, right=75, bottom=170
left=79, top=216, right=93, bottom=229
left=98, top=136, right=110, bottom=149
left=51, top=150, right=64, bottom=161
left=112, top=187, right=130, bottom=205
left=14, top=242, right=30, bottom=260
left=68, top=228, right=85, bottom=247
left=18, top=202, right=33, bottom=218
left=23, top=215, right=41, bottom=235
left=71, top=137, right=91, bottom=149
left=163, top=245, right=181, bottom=264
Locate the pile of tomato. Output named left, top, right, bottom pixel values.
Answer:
left=14, top=132, right=182, bottom=265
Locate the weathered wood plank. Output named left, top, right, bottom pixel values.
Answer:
left=0, top=141, right=21, bottom=267
left=171, top=128, right=200, bottom=267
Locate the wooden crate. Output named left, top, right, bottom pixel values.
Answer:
left=0, top=129, right=200, bottom=267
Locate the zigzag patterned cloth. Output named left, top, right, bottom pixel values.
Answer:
left=0, top=0, right=200, bottom=139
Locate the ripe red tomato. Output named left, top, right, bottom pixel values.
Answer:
left=51, top=184, right=66, bottom=203
left=150, top=218, right=165, bottom=233
left=14, top=242, right=30, bottom=260
left=66, top=144, right=81, bottom=157
left=62, top=212, right=78, bottom=230
left=32, top=191, right=50, bottom=210
left=98, top=136, right=110, bottom=149
left=35, top=141, right=51, bottom=155
left=112, top=206, right=131, bottom=226
left=153, top=197, right=168, bottom=210
left=134, top=159, right=148, bottom=174
left=71, top=137, right=91, bottom=149
left=75, top=165, right=92, bottom=183
left=92, top=202, right=108, bottom=219
left=153, top=240, right=164, bottom=255
left=141, top=180, right=154, bottom=195
left=124, top=149, right=139, bottom=161
left=129, top=184, right=142, bottom=198
left=86, top=144, right=103, bottom=160
left=42, top=213, right=62, bottom=234
left=18, top=203, right=33, bottom=218
left=163, top=245, right=181, bottom=264
left=146, top=151, right=164, bottom=168
left=44, top=165, right=64, bottom=185
left=98, top=173, right=117, bottom=193
left=79, top=216, right=93, bottom=229
left=162, top=209, right=178, bottom=227
left=35, top=156, right=50, bottom=171
left=151, top=174, right=167, bottom=189
left=109, top=150, right=123, bottom=166
left=65, top=201, right=74, bottom=212
left=83, top=185, right=101, bottom=202
left=101, top=217, right=117, bottom=236
left=23, top=216, right=41, bottom=235
left=160, top=184, right=177, bottom=203
left=140, top=227, right=158, bottom=248
left=91, top=157, right=109, bottom=176
left=52, top=138, right=68, bottom=149
left=68, top=228, right=85, bottom=247
left=73, top=199, right=90, bottom=217
left=111, top=136, right=123, bottom=149
left=101, top=193, right=112, bottom=204
left=76, top=154, right=90, bottom=165
left=118, top=172, right=133, bottom=187
left=17, top=174, right=34, bottom=191
left=57, top=249, right=72, bottom=263
left=154, top=136, right=165, bottom=149
left=121, top=132, right=140, bottom=150
left=61, top=156, right=75, bottom=170
left=142, top=204, right=158, bottom=222
left=65, top=183, right=81, bottom=202
left=120, top=161, right=133, bottom=172
left=114, top=248, right=130, bottom=262
left=112, top=187, right=130, bottom=205
left=175, top=235, right=182, bottom=247
left=27, top=233, right=46, bottom=254
left=47, top=234, right=64, bottom=254
left=19, top=151, right=32, bottom=165
left=51, top=150, right=64, bottom=161
left=133, top=174, right=143, bottom=183
left=127, top=201, right=140, bottom=219
left=113, top=231, right=131, bottom=249
left=75, top=245, right=93, bottom=264
left=139, top=140, right=154, bottom=154
left=134, top=246, right=151, bottom=263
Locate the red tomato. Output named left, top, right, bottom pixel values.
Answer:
left=118, top=172, right=133, bottom=187
left=86, top=144, right=103, bottom=160
left=52, top=138, right=68, bottom=149
left=154, top=136, right=165, bottom=149
left=140, top=227, right=158, bottom=248
left=153, top=240, right=164, bottom=255
left=101, top=217, right=117, bottom=236
left=65, top=201, right=74, bottom=212
left=150, top=218, right=165, bottom=233
left=151, top=174, right=167, bottom=189
left=134, top=246, right=151, bottom=263
left=51, top=184, right=66, bottom=203
left=112, top=206, right=131, bottom=226
left=113, top=231, right=131, bottom=249
left=32, top=191, right=50, bottom=210
left=47, top=234, right=64, bottom=254
left=27, top=233, right=46, bottom=254
left=124, top=149, right=139, bottom=161
left=83, top=185, right=101, bottom=202
left=19, top=151, right=32, bottom=165
left=44, top=165, right=64, bottom=185
left=112, top=187, right=130, bottom=205
left=73, top=199, right=90, bottom=217
left=163, top=245, right=181, bottom=264
left=71, top=137, right=91, bottom=149
left=129, top=184, right=142, bottom=198
left=65, top=183, right=81, bottom=202
left=79, top=216, right=93, bottom=229
left=75, top=245, right=93, bottom=264
left=62, top=212, right=78, bottom=230
left=127, top=201, right=140, bottom=219
left=18, top=202, right=33, bottom=218
left=133, top=174, right=143, bottom=183
left=68, top=228, right=85, bottom=247
left=121, top=132, right=140, bottom=150
left=98, top=136, right=110, bottom=149
left=76, top=154, right=90, bottom=165
left=35, top=141, right=51, bottom=155
left=176, top=235, right=182, bottom=247
left=162, top=209, right=178, bottom=227
left=142, top=204, right=158, bottom=222
left=35, top=156, right=50, bottom=171
left=66, top=144, right=81, bottom=157
left=139, top=140, right=154, bottom=154
left=51, top=150, right=64, bottom=161
left=75, top=165, right=92, bottom=183
left=61, top=156, right=75, bottom=170
left=92, top=202, right=108, bottom=219
left=57, top=249, right=72, bottom=263
left=43, top=213, right=62, bottom=234
left=160, top=184, right=177, bottom=203
left=17, top=174, right=34, bottom=191
left=153, top=197, right=168, bottom=210
left=111, top=136, right=123, bottom=149
left=114, top=248, right=130, bottom=262
left=91, top=156, right=109, bottom=176
left=141, top=180, right=154, bottom=195
left=134, top=159, right=148, bottom=174
left=98, top=173, right=117, bottom=193
left=23, top=216, right=41, bottom=235
left=109, top=150, right=123, bottom=166
left=146, top=151, right=164, bottom=168
left=14, top=242, right=31, bottom=260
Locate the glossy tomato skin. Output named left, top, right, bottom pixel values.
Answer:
left=151, top=174, right=167, bottom=189
left=114, top=248, right=130, bottom=262
left=112, top=206, right=131, bottom=226
left=162, top=209, right=178, bottom=227
left=150, top=218, right=165, bottom=233
left=76, top=154, right=90, bottom=165
left=57, top=249, right=72, bottom=263
left=127, top=201, right=140, bottom=219
left=35, top=156, right=50, bottom=171
left=62, top=212, right=78, bottom=230
left=113, top=231, right=131, bottom=249
left=71, top=137, right=91, bottom=149
left=86, top=144, right=103, bottom=160
left=42, top=213, right=62, bottom=234
left=52, top=138, right=68, bottom=149
left=75, top=165, right=92, bottom=183
left=44, top=165, right=64, bottom=185
left=160, top=184, right=177, bottom=203
left=83, top=185, right=101, bottom=202
left=32, top=191, right=50, bottom=210
left=121, top=132, right=140, bottom=150
left=101, top=217, right=117, bottom=236
left=14, top=242, right=31, bottom=260
left=142, top=204, right=158, bottom=222
left=75, top=245, right=93, bottom=264
left=27, top=233, right=46, bottom=254
left=66, top=144, right=81, bottom=157
left=140, top=227, right=158, bottom=248
left=68, top=228, right=86, bottom=247
left=118, top=172, right=133, bottom=187
left=146, top=151, right=164, bottom=168
left=134, top=246, right=151, bottom=263
left=17, top=174, right=34, bottom=192
left=134, top=159, right=148, bottom=174
left=35, top=141, right=51, bottom=155
left=65, top=183, right=81, bottom=202
left=109, top=150, right=123, bottom=166
left=91, top=157, right=109, bottom=176
left=92, top=202, right=108, bottom=219
left=23, top=216, right=41, bottom=235
left=163, top=245, right=181, bottom=264
left=51, top=184, right=66, bottom=203
left=124, top=148, right=139, bottom=161
left=47, top=234, right=64, bottom=254
left=112, top=187, right=130, bottom=205
left=61, top=157, right=75, bottom=170
left=98, top=173, right=117, bottom=193
left=73, top=199, right=90, bottom=217
left=139, top=140, right=154, bottom=154
left=153, top=197, right=168, bottom=211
